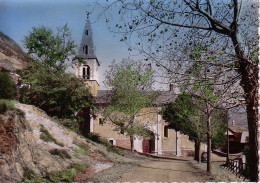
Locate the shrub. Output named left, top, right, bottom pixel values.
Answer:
left=53, top=117, right=81, bottom=134
left=86, top=133, right=124, bottom=156
left=0, top=102, right=7, bottom=114
left=242, top=146, right=252, bottom=179
left=46, top=163, right=89, bottom=182
left=23, top=168, right=48, bottom=183
left=0, top=70, right=16, bottom=99
left=0, top=99, right=23, bottom=115
left=49, top=148, right=71, bottom=159
left=23, top=163, right=89, bottom=182
left=39, top=125, right=64, bottom=146
left=73, top=144, right=89, bottom=155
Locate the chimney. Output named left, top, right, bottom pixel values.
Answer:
left=169, top=83, right=173, bottom=91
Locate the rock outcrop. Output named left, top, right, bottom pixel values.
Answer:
left=0, top=104, right=113, bottom=183
left=0, top=32, right=29, bottom=71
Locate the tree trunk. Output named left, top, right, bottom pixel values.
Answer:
left=207, top=117, right=212, bottom=174
left=130, top=135, right=134, bottom=152
left=231, top=32, right=259, bottom=181
left=239, top=61, right=259, bottom=181
left=194, top=140, right=198, bottom=161
left=198, top=141, right=201, bottom=163
left=194, top=140, right=201, bottom=162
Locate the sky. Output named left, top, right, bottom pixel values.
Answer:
left=0, top=0, right=132, bottom=89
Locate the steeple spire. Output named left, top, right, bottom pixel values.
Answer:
left=78, top=17, right=96, bottom=59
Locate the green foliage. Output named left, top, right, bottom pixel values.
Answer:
left=20, top=62, right=95, bottom=119
left=162, top=94, right=205, bottom=142
left=23, top=24, right=79, bottom=71
left=0, top=70, right=16, bottom=99
left=47, top=163, right=89, bottom=182
left=251, top=47, right=259, bottom=64
left=105, top=60, right=157, bottom=137
left=162, top=93, right=227, bottom=144
left=126, top=125, right=150, bottom=137
left=49, top=148, right=71, bottom=159
left=23, top=163, right=89, bottom=182
left=73, top=144, right=89, bottom=155
left=23, top=168, right=48, bottom=183
left=86, top=133, right=124, bottom=156
left=0, top=99, right=24, bottom=116
left=211, top=109, right=228, bottom=147
left=0, top=102, right=7, bottom=114
left=53, top=117, right=81, bottom=134
left=39, top=125, right=64, bottom=146
left=242, top=146, right=252, bottom=179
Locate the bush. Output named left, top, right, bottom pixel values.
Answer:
left=39, top=125, right=64, bottom=146
left=0, top=70, right=16, bottom=99
left=53, top=117, right=81, bottom=134
left=0, top=102, right=7, bottom=114
left=86, top=133, right=124, bottom=156
left=0, top=99, right=23, bottom=115
left=23, top=163, right=89, bottom=182
left=73, top=144, right=89, bottom=155
left=242, top=146, right=252, bottom=179
left=46, top=163, right=89, bottom=182
left=49, top=148, right=71, bottom=159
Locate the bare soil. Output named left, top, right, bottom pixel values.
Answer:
left=88, top=153, right=247, bottom=182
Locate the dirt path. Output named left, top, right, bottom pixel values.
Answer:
left=116, top=158, right=214, bottom=182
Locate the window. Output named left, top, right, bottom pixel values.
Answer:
left=99, top=118, right=104, bottom=125
left=164, top=126, right=168, bottom=137
left=82, top=65, right=90, bottom=79
left=83, top=45, right=88, bottom=55
left=85, top=30, right=88, bottom=35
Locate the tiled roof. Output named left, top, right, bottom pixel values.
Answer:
left=229, top=125, right=248, bottom=133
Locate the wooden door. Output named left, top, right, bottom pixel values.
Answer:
left=142, top=140, right=150, bottom=153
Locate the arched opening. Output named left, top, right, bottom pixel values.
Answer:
left=142, top=131, right=155, bottom=153
left=82, top=65, right=90, bottom=79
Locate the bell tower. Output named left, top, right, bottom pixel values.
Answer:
left=76, top=17, right=100, bottom=96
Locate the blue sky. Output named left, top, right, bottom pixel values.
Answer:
left=0, top=0, right=131, bottom=89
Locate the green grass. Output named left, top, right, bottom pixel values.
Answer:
left=73, top=144, right=89, bottom=155
left=39, top=125, right=64, bottom=147
left=23, top=163, right=89, bottom=182
left=0, top=99, right=24, bottom=116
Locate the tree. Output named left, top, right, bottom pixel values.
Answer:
left=104, top=60, right=157, bottom=152
left=95, top=1, right=259, bottom=180
left=162, top=94, right=206, bottom=162
left=162, top=93, right=227, bottom=164
left=23, top=24, right=80, bottom=71
left=20, top=62, right=95, bottom=119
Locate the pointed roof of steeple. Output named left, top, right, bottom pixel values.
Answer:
left=78, top=17, right=98, bottom=62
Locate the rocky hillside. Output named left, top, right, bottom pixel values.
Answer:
left=0, top=103, right=115, bottom=182
left=0, top=32, right=29, bottom=71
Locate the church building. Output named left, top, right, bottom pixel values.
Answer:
left=75, top=18, right=206, bottom=156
